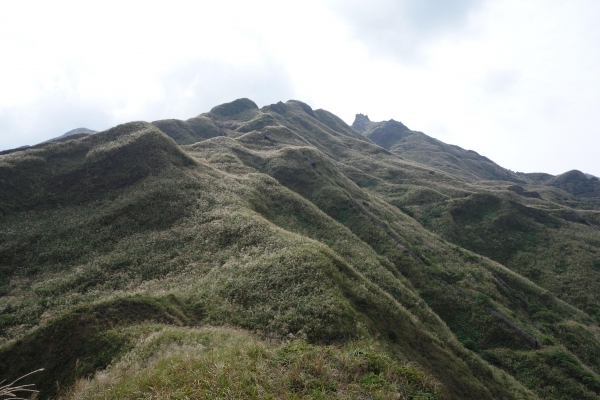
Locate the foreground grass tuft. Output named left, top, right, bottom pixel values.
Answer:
left=0, top=369, right=43, bottom=399
left=62, top=326, right=442, bottom=400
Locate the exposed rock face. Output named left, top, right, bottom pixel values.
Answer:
left=351, top=113, right=376, bottom=133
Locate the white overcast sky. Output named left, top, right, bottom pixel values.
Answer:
left=1, top=0, right=599, bottom=176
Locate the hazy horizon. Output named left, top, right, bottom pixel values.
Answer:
left=2, top=0, right=599, bottom=176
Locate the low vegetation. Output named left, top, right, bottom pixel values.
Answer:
left=61, top=326, right=442, bottom=399
left=1, top=98, right=599, bottom=399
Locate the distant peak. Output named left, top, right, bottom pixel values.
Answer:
left=554, top=169, right=588, bottom=183
left=352, top=113, right=375, bottom=133
left=355, top=113, right=370, bottom=122
left=210, top=98, right=258, bottom=117
left=44, top=127, right=97, bottom=143
left=61, top=127, right=97, bottom=136
left=383, top=119, right=409, bottom=131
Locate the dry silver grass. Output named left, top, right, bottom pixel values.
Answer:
left=0, top=369, right=43, bottom=400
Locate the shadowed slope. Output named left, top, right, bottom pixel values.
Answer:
left=0, top=121, right=196, bottom=215
left=551, top=170, right=600, bottom=198
left=152, top=115, right=222, bottom=145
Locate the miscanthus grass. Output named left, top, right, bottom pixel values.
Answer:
left=0, top=369, right=43, bottom=400
left=61, top=326, right=442, bottom=400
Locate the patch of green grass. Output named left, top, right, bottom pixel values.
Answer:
left=490, top=347, right=600, bottom=400
left=61, top=326, right=443, bottom=400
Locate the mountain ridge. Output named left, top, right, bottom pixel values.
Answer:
left=1, top=98, right=599, bottom=399
left=352, top=113, right=600, bottom=197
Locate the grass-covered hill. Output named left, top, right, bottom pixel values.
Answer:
left=1, top=98, right=600, bottom=399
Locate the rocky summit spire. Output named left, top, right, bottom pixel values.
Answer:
left=351, top=113, right=372, bottom=133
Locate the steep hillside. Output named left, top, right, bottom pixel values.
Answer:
left=1, top=99, right=599, bottom=399
left=353, top=114, right=523, bottom=183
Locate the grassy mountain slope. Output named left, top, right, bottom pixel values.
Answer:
left=60, top=325, right=443, bottom=399
left=550, top=170, right=600, bottom=198
left=1, top=98, right=599, bottom=399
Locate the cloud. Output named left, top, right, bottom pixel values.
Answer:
left=482, top=69, right=520, bottom=96
left=0, top=93, right=113, bottom=150
left=328, top=0, right=483, bottom=62
left=0, top=58, right=296, bottom=151
left=147, top=58, right=296, bottom=121
left=2, top=0, right=600, bottom=177
left=0, top=0, right=303, bottom=151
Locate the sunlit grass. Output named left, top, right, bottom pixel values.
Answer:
left=62, top=326, right=442, bottom=400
